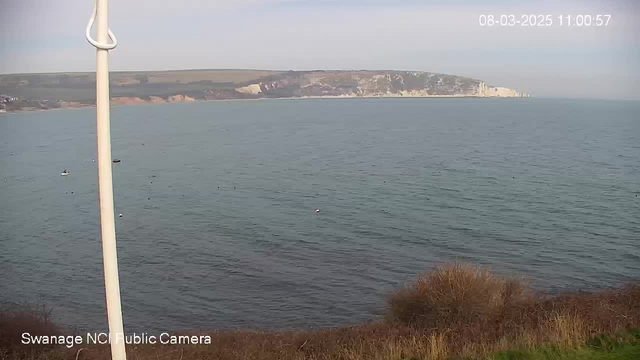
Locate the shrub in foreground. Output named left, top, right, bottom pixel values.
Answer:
left=387, top=263, right=529, bottom=326
left=0, top=304, right=59, bottom=354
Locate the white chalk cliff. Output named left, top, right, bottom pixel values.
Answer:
left=236, top=71, right=528, bottom=99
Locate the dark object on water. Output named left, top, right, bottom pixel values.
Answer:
left=113, top=159, right=121, bottom=163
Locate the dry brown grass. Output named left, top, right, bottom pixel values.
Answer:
left=1, top=264, right=638, bottom=360
left=546, top=312, right=587, bottom=348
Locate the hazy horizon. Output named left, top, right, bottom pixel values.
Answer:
left=2, top=0, right=639, bottom=100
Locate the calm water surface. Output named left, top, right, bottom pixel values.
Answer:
left=1, top=98, right=639, bottom=332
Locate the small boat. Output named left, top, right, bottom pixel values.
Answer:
left=61, top=172, right=71, bottom=176
left=113, top=159, right=121, bottom=163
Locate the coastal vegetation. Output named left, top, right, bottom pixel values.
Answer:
left=1, top=263, right=638, bottom=359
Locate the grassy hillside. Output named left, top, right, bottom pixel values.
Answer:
left=0, top=70, right=281, bottom=101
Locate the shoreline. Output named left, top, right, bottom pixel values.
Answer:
left=0, top=94, right=530, bottom=115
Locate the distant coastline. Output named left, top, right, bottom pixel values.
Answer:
left=0, top=69, right=529, bottom=114
left=0, top=93, right=532, bottom=115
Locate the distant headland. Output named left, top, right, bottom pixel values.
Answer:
left=0, top=70, right=528, bottom=113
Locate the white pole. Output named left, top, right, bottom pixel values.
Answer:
left=88, top=0, right=126, bottom=359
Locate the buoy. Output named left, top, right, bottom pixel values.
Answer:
left=118, top=213, right=123, bottom=217
left=316, top=209, right=320, bottom=213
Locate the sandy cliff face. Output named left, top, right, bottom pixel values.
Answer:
left=149, top=96, right=167, bottom=104
left=236, top=84, right=263, bottom=95
left=168, top=94, right=196, bottom=102
left=110, top=95, right=195, bottom=106
left=111, top=97, right=147, bottom=105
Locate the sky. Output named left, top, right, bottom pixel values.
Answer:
left=1, top=0, right=639, bottom=99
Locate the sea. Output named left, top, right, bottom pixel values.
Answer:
left=1, top=98, right=638, bottom=333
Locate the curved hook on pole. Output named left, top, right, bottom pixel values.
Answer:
left=86, top=4, right=118, bottom=50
